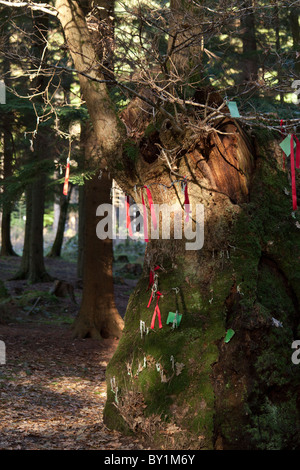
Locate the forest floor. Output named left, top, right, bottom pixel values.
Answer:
left=0, top=255, right=148, bottom=450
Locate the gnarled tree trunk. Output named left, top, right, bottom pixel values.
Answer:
left=55, top=0, right=300, bottom=449
left=103, top=118, right=300, bottom=450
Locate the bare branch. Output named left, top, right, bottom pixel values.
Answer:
left=0, top=0, right=58, bottom=16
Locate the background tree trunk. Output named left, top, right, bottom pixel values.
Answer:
left=0, top=126, right=18, bottom=256
left=72, top=129, right=124, bottom=339
left=12, top=10, right=52, bottom=282
left=56, top=0, right=125, bottom=338
left=274, top=4, right=284, bottom=103
left=47, top=184, right=72, bottom=258
left=290, top=6, right=300, bottom=77
left=56, top=0, right=126, bottom=171
left=13, top=137, right=52, bottom=282
left=77, top=125, right=87, bottom=279
left=27, top=143, right=50, bottom=283
left=241, top=1, right=258, bottom=84
left=77, top=182, right=85, bottom=279
left=12, top=185, right=32, bottom=279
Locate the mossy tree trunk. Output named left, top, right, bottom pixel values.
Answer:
left=103, top=130, right=300, bottom=449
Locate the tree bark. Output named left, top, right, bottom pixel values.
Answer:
left=274, top=4, right=284, bottom=103
left=56, top=0, right=125, bottom=338
left=56, top=0, right=126, bottom=171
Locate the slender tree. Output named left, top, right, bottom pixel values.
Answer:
left=12, top=9, right=54, bottom=282
left=0, top=25, right=18, bottom=256
left=0, top=123, right=18, bottom=256
left=47, top=183, right=72, bottom=258
left=73, top=128, right=123, bottom=339
left=70, top=0, right=124, bottom=338
left=240, top=0, right=258, bottom=84
left=290, top=5, right=300, bottom=77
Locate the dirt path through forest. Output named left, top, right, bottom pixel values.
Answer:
left=0, top=323, right=146, bottom=450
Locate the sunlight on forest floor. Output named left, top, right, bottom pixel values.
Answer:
left=0, top=252, right=147, bottom=450
left=0, top=324, right=147, bottom=450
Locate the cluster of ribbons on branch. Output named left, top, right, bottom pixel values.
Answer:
left=126, top=178, right=191, bottom=242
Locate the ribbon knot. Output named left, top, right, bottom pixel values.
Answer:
left=147, top=266, right=160, bottom=291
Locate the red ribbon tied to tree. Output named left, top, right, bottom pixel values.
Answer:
left=295, top=135, right=300, bottom=169
left=149, top=291, right=163, bottom=330
left=290, top=134, right=298, bottom=211
left=141, top=186, right=157, bottom=242
left=141, top=190, right=149, bottom=242
left=126, top=195, right=133, bottom=237
left=183, top=178, right=191, bottom=222
left=63, top=159, right=70, bottom=196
